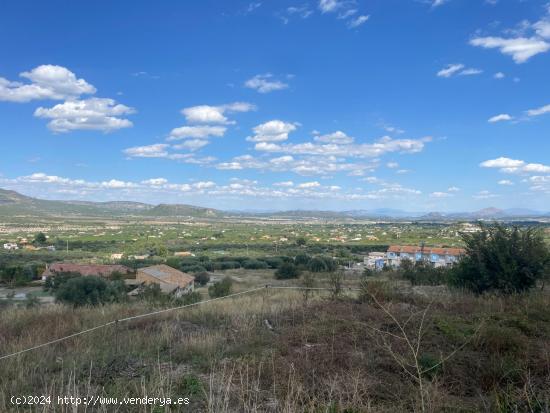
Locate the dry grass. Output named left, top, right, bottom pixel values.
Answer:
left=1, top=287, right=550, bottom=412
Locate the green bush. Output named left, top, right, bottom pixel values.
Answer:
left=44, top=271, right=80, bottom=292
left=208, top=277, right=233, bottom=298
left=33, top=232, right=47, bottom=245
left=174, top=291, right=202, bottom=306
left=450, top=223, right=550, bottom=294
left=0, top=266, right=33, bottom=287
left=55, top=276, right=126, bottom=307
left=242, top=259, right=269, bottom=269
left=275, top=263, right=301, bottom=279
left=194, top=272, right=210, bottom=286
left=401, top=260, right=450, bottom=286
left=182, top=264, right=207, bottom=274
left=262, top=257, right=284, bottom=269
left=213, top=261, right=241, bottom=270
left=308, top=256, right=337, bottom=273
left=294, top=253, right=311, bottom=268
left=138, top=283, right=164, bottom=303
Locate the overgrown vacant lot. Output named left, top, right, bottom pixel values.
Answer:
left=1, top=285, right=549, bottom=412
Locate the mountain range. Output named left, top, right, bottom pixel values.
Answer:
left=0, top=188, right=548, bottom=221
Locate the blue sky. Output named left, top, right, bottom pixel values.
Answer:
left=1, top=0, right=549, bottom=211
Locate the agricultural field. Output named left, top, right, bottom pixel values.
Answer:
left=1, top=216, right=549, bottom=412
left=5, top=216, right=543, bottom=260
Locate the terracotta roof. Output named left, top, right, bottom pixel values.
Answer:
left=137, top=264, right=194, bottom=287
left=42, top=263, right=133, bottom=277
left=387, top=245, right=465, bottom=256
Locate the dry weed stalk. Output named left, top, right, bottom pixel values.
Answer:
left=364, top=290, right=484, bottom=412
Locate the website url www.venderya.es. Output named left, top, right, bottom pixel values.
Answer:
left=11, top=395, right=190, bottom=407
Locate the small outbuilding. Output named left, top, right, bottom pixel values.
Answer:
left=136, top=264, right=194, bottom=297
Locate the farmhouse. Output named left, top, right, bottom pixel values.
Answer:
left=387, top=245, right=465, bottom=268
left=41, top=263, right=133, bottom=280
left=136, top=264, right=194, bottom=297
left=3, top=242, right=18, bottom=250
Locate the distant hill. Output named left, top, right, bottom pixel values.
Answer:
left=419, top=207, right=549, bottom=221
left=0, top=188, right=547, bottom=220
left=0, top=188, right=223, bottom=218
left=142, top=203, right=222, bottom=218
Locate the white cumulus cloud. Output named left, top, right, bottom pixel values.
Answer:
left=123, top=144, right=170, bottom=158
left=168, top=125, right=227, bottom=140
left=470, top=36, right=550, bottom=63
left=181, top=102, right=255, bottom=124
left=0, top=65, right=96, bottom=102
left=488, top=113, right=513, bottom=123
left=244, top=74, right=289, bottom=93
left=526, top=103, right=550, bottom=117
left=247, top=120, right=298, bottom=142
left=34, top=98, right=135, bottom=133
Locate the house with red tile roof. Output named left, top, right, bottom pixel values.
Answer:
left=387, top=245, right=465, bottom=268
left=41, top=263, right=133, bottom=280
left=135, top=264, right=194, bottom=297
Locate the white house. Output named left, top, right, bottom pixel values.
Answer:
left=3, top=243, right=19, bottom=251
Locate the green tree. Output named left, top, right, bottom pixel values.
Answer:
left=44, top=271, right=80, bottom=292
left=242, top=259, right=269, bottom=269
left=55, top=276, right=125, bottom=307
left=308, top=257, right=328, bottom=272
left=0, top=266, right=32, bottom=287
left=194, top=271, right=210, bottom=286
left=295, top=236, right=307, bottom=247
left=308, top=255, right=337, bottom=273
left=450, top=223, right=550, bottom=294
left=208, top=276, right=233, bottom=298
left=33, top=232, right=47, bottom=245
left=275, top=262, right=301, bottom=279
left=294, top=253, right=311, bottom=268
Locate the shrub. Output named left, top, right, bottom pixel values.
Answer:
left=0, top=266, right=32, bottom=287
left=215, top=261, right=241, bottom=270
left=294, top=253, right=311, bottom=268
left=328, top=271, right=344, bottom=300
left=174, top=291, right=202, bottom=306
left=242, top=259, right=269, bottom=270
left=55, top=276, right=125, bottom=307
left=194, top=271, right=210, bottom=286
left=44, top=271, right=80, bottom=292
left=308, top=256, right=337, bottom=273
left=208, top=276, right=233, bottom=298
left=182, top=264, right=207, bottom=274
left=275, top=263, right=301, bottom=279
left=402, top=260, right=450, bottom=286
left=358, top=278, right=391, bottom=303
left=138, top=283, right=164, bottom=303
left=295, top=236, right=307, bottom=246
left=262, top=257, right=284, bottom=269
left=33, top=232, right=47, bottom=245
left=450, top=223, right=550, bottom=294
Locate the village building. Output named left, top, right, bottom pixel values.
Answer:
left=3, top=242, right=19, bottom=250
left=135, top=264, right=194, bottom=297
left=41, top=263, right=133, bottom=280
left=174, top=251, right=195, bottom=257
left=386, top=245, right=465, bottom=268
left=364, top=252, right=387, bottom=270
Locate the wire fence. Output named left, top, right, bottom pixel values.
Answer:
left=0, top=284, right=360, bottom=362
